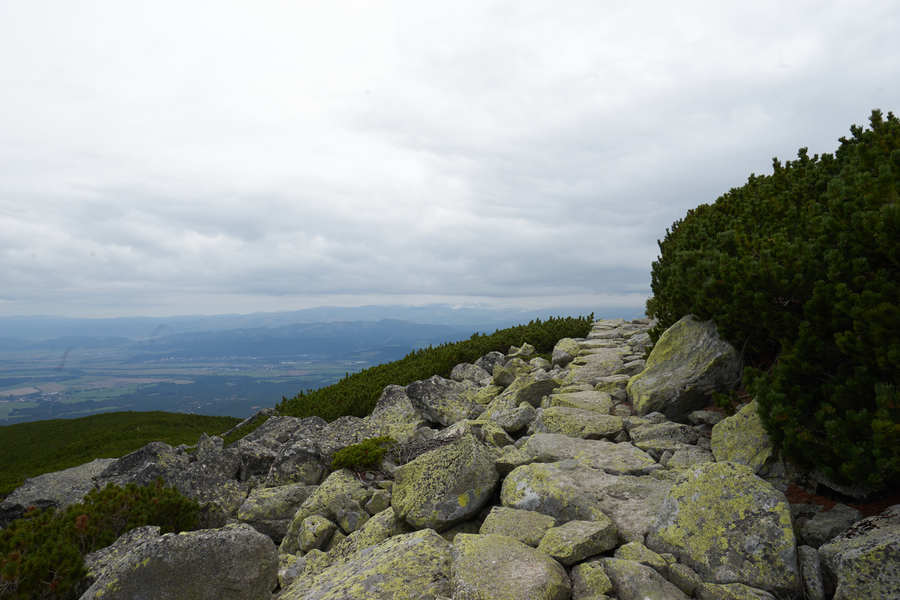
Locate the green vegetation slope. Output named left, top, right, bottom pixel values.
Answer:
left=647, top=110, right=899, bottom=487
left=0, top=412, right=239, bottom=498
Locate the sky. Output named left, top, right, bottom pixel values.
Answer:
left=0, top=1, right=897, bottom=318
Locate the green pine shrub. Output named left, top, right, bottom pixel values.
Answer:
left=277, top=315, right=593, bottom=421
left=330, top=436, right=396, bottom=472
left=646, top=110, right=899, bottom=488
left=0, top=480, right=201, bottom=600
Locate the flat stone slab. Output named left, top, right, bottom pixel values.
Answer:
left=529, top=406, right=624, bottom=439
left=547, top=390, right=614, bottom=414
left=479, top=506, right=556, bottom=547
left=519, top=433, right=660, bottom=475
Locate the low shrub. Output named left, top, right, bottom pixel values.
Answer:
left=0, top=480, right=200, bottom=600
left=646, top=110, right=899, bottom=487
left=331, top=436, right=396, bottom=472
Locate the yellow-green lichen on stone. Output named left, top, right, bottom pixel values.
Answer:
left=646, top=461, right=799, bottom=597
left=280, top=529, right=452, bottom=600
left=391, top=433, right=498, bottom=531
left=570, top=558, right=614, bottom=599
left=529, top=406, right=624, bottom=439
left=479, top=506, right=556, bottom=547
left=537, top=518, right=618, bottom=566
left=451, top=534, right=570, bottom=600
left=710, top=400, right=775, bottom=474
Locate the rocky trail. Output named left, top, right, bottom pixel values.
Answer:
left=2, top=316, right=897, bottom=600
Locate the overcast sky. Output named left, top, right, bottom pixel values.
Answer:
left=0, top=1, right=897, bottom=318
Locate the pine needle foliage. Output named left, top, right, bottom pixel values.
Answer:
left=646, top=110, right=900, bottom=487
left=0, top=480, right=200, bottom=600
left=277, top=315, right=593, bottom=421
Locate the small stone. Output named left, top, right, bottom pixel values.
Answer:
left=537, top=518, right=618, bottom=566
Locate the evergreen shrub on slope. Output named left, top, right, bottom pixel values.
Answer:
left=646, top=110, right=899, bottom=488
left=0, top=480, right=200, bottom=600
left=277, top=315, right=593, bottom=421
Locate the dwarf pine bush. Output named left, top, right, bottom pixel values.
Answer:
left=646, top=110, right=899, bottom=487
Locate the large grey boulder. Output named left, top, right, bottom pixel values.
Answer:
left=280, top=529, right=452, bottom=600
left=234, top=416, right=327, bottom=481
left=280, top=470, right=372, bottom=554
left=501, top=460, right=673, bottom=542
left=601, top=557, right=689, bottom=600
left=519, top=433, right=659, bottom=475
left=480, top=394, right=537, bottom=434
left=626, top=315, right=740, bottom=421
left=80, top=523, right=277, bottom=600
left=564, top=347, right=628, bottom=386
left=1, top=457, right=115, bottom=518
left=537, top=518, right=618, bottom=565
left=236, top=482, right=317, bottom=543
left=405, top=375, right=482, bottom=426
left=392, top=433, right=498, bottom=531
left=479, top=506, right=557, bottom=547
left=646, top=461, right=800, bottom=596
left=818, top=504, right=900, bottom=600
left=797, top=503, right=861, bottom=548
left=367, top=385, right=428, bottom=443
left=264, top=440, right=326, bottom=487
left=547, top=389, right=614, bottom=414
left=497, top=372, right=560, bottom=408
left=450, top=362, right=492, bottom=384
left=451, top=533, right=570, bottom=600
left=551, top=337, right=581, bottom=367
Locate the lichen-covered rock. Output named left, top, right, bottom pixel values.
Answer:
left=496, top=372, right=560, bottom=408
left=367, top=385, right=428, bottom=442
left=451, top=362, right=492, bottom=384
left=364, top=489, right=391, bottom=515
left=667, top=562, right=702, bottom=596
left=481, top=395, right=536, bottom=434
left=501, top=460, right=673, bottom=542
left=299, top=515, right=337, bottom=552
left=626, top=315, right=740, bottom=420
left=280, top=470, right=372, bottom=554
left=280, top=529, right=452, bottom=600
left=80, top=523, right=277, bottom=600
left=1, top=457, right=115, bottom=517
left=547, top=390, right=614, bottom=414
left=236, top=482, right=317, bottom=543
left=646, top=461, right=799, bottom=596
left=528, top=406, right=624, bottom=439
left=564, top=347, right=628, bottom=386
left=519, top=433, right=659, bottom=475
left=474, top=351, right=506, bottom=375
left=630, top=421, right=699, bottom=445
left=479, top=506, right=557, bottom=546
left=798, top=545, right=826, bottom=600
left=696, top=582, right=776, bottom=600
left=710, top=400, right=775, bottom=474
left=451, top=533, right=570, bottom=600
left=570, top=558, right=613, bottom=599
left=406, top=375, right=482, bottom=426
left=537, top=518, right=618, bottom=566
left=392, top=433, right=499, bottom=531
left=234, top=416, right=327, bottom=481
left=601, top=557, right=689, bottom=600
left=493, top=444, right=532, bottom=475
left=325, top=507, right=412, bottom=566
left=664, top=445, right=714, bottom=469
left=264, top=440, right=326, bottom=487
left=552, top=337, right=581, bottom=367
left=613, top=541, right=667, bottom=573
left=818, top=504, right=900, bottom=600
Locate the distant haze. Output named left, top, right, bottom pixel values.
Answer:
left=1, top=1, right=897, bottom=317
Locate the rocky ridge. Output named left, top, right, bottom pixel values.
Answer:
left=2, top=315, right=898, bottom=600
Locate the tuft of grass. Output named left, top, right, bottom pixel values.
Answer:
left=0, top=411, right=239, bottom=499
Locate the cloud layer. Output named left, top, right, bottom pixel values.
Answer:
left=1, top=1, right=897, bottom=316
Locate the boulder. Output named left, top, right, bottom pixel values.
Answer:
left=480, top=395, right=536, bottom=434
left=711, top=400, right=776, bottom=474
left=497, top=372, right=560, bottom=408
left=405, top=375, right=482, bottom=426
left=797, top=503, right=861, bottom=548
left=474, top=351, right=506, bottom=375
left=664, top=445, right=714, bottom=469
left=601, top=557, right=689, bottom=600
left=367, top=385, right=428, bottom=443
left=626, top=315, right=740, bottom=420
left=280, top=470, right=372, bottom=554
left=392, top=433, right=499, bottom=531
left=80, top=524, right=277, bottom=600
left=613, top=541, right=668, bottom=573
left=450, top=362, right=492, bottom=384
left=1, top=457, right=115, bottom=517
left=552, top=337, right=581, bottom=367
left=528, top=406, right=624, bottom=439
left=451, top=533, right=570, bottom=600
left=501, top=460, right=673, bottom=542
left=798, top=545, right=826, bottom=600
left=325, top=507, right=412, bottom=564
left=298, top=515, right=338, bottom=552
left=537, top=518, right=618, bottom=566
left=479, top=506, right=557, bottom=546
left=280, top=529, right=452, bottom=600
left=818, top=504, right=900, bottom=600
left=547, top=390, right=614, bottom=414
left=236, top=482, right=317, bottom=543
left=570, top=558, right=614, bottom=599
left=646, top=461, right=800, bottom=596
left=234, top=416, right=326, bottom=481
left=564, top=347, right=628, bottom=386
left=696, top=583, right=776, bottom=600
left=519, top=433, right=659, bottom=475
